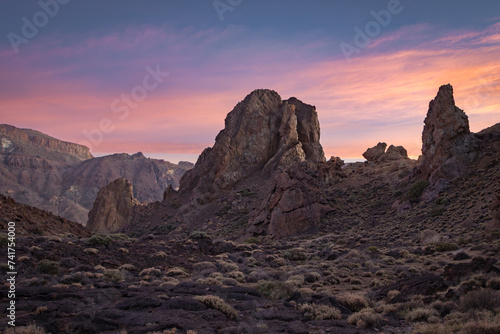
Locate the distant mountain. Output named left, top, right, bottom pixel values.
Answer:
left=0, top=124, right=193, bottom=225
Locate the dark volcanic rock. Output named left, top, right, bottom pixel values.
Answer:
left=87, top=178, right=140, bottom=233
left=487, top=192, right=500, bottom=233
left=179, top=90, right=325, bottom=204
left=373, top=274, right=447, bottom=302
left=363, top=142, right=387, bottom=162
left=380, top=145, right=408, bottom=161
left=420, top=84, right=472, bottom=184
left=178, top=89, right=326, bottom=237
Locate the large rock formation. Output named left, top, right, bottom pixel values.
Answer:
left=0, top=124, right=193, bottom=224
left=420, top=84, right=472, bottom=184
left=87, top=178, right=140, bottom=233
left=179, top=89, right=326, bottom=236
left=179, top=89, right=325, bottom=204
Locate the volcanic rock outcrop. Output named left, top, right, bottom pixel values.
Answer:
left=87, top=178, right=140, bottom=233
left=420, top=84, right=472, bottom=184
left=363, top=142, right=387, bottom=162
left=178, top=89, right=326, bottom=236
left=363, top=142, right=408, bottom=162
left=487, top=192, right=500, bottom=233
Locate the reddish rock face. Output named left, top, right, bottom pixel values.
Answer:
left=87, top=178, right=140, bottom=233
left=420, top=84, right=472, bottom=183
left=179, top=89, right=326, bottom=236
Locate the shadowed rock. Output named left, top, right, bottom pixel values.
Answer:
left=420, top=84, right=472, bottom=184
left=87, top=178, right=140, bottom=233
left=363, top=142, right=387, bottom=162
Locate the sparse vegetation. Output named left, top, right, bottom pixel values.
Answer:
left=347, top=308, right=382, bottom=328
left=194, top=295, right=238, bottom=319
left=407, top=180, right=430, bottom=203
left=86, top=234, right=113, bottom=247
left=37, top=259, right=59, bottom=275
left=299, top=303, right=341, bottom=320
left=104, top=269, right=125, bottom=283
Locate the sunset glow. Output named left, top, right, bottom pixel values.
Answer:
left=1, top=2, right=499, bottom=162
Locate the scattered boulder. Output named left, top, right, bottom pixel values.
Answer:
left=363, top=142, right=387, bottom=162
left=87, top=178, right=140, bottom=233
left=380, top=145, right=408, bottom=161
left=420, top=84, right=472, bottom=184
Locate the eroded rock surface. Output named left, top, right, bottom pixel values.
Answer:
left=87, top=178, right=140, bottom=233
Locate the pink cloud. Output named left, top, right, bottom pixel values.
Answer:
left=1, top=22, right=499, bottom=162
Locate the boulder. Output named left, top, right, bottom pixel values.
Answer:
left=362, top=142, right=387, bottom=162
left=380, top=145, right=408, bottom=161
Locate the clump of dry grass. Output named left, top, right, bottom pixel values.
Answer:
left=338, top=293, right=369, bottom=312
left=347, top=308, right=382, bottom=328
left=5, top=324, right=48, bottom=334
left=299, top=303, right=341, bottom=320
left=405, top=307, right=439, bottom=323
left=194, top=295, right=238, bottom=319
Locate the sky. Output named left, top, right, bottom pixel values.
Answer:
left=0, top=1, right=499, bottom=163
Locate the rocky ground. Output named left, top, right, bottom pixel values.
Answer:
left=1, top=152, right=499, bottom=333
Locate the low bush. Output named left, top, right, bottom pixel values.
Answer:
left=347, top=308, right=382, bottom=328
left=86, top=234, right=112, bottom=247
left=194, top=295, right=238, bottom=319
left=38, top=260, right=59, bottom=275
left=299, top=303, right=341, bottom=320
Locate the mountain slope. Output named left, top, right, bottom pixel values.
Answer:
left=0, top=125, right=193, bottom=224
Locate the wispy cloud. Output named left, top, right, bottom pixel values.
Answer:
left=0, top=22, right=499, bottom=161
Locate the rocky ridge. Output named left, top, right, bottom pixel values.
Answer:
left=0, top=125, right=193, bottom=224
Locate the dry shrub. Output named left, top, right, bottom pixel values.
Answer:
left=283, top=248, right=307, bottom=261
left=460, top=289, right=500, bottom=312
left=166, top=267, right=189, bottom=278
left=286, top=275, right=305, bottom=287
left=299, top=303, right=341, bottom=320
left=5, top=324, right=48, bottom=334
left=216, top=260, right=239, bottom=273
left=139, top=267, right=162, bottom=277
left=103, top=269, right=124, bottom=283
left=118, top=263, right=137, bottom=271
left=226, top=271, right=245, bottom=282
left=338, top=293, right=369, bottom=312
left=347, top=308, right=382, bottom=328
left=255, top=280, right=294, bottom=300
left=405, top=307, right=439, bottom=323
left=193, top=261, right=217, bottom=273
left=194, top=295, right=238, bottom=319
left=486, top=277, right=500, bottom=290
left=461, top=318, right=500, bottom=334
